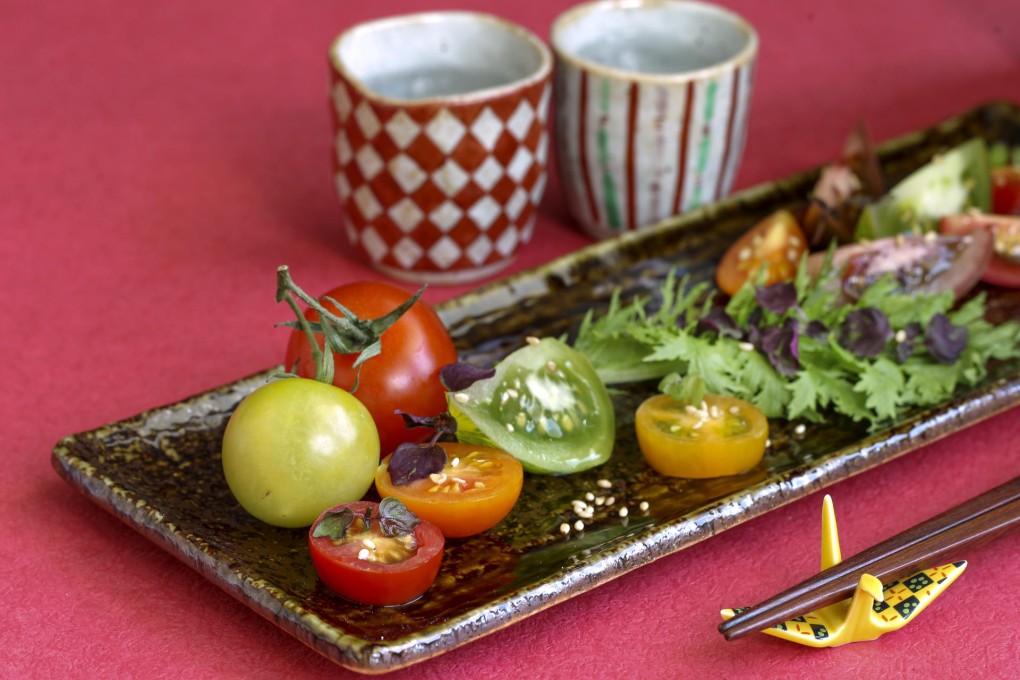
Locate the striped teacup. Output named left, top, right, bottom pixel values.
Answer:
left=551, top=0, right=758, bottom=239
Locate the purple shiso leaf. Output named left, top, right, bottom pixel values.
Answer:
left=696, top=307, right=741, bottom=337
left=756, top=282, right=798, bottom=315
left=387, top=442, right=447, bottom=485
left=440, top=362, right=495, bottom=392
left=893, top=322, right=923, bottom=364
left=397, top=410, right=457, bottom=437
left=838, top=308, right=891, bottom=358
left=761, top=318, right=801, bottom=377
left=804, top=320, right=830, bottom=341
left=925, top=313, right=968, bottom=364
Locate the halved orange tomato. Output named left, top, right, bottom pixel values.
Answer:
left=716, top=210, right=808, bottom=296
left=635, top=394, right=768, bottom=478
left=374, top=442, right=523, bottom=538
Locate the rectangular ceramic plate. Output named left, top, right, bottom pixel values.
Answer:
left=53, top=102, right=1020, bottom=674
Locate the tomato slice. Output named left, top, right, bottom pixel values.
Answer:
left=806, top=231, right=993, bottom=301
left=939, top=212, right=1020, bottom=288
left=449, top=338, right=615, bottom=475
left=855, top=138, right=991, bottom=239
left=308, top=500, right=444, bottom=606
left=635, top=394, right=768, bottom=478
left=992, top=166, right=1020, bottom=216
left=374, top=443, right=523, bottom=538
left=716, top=210, right=808, bottom=296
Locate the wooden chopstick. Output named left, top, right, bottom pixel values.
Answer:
left=718, top=475, right=1020, bottom=640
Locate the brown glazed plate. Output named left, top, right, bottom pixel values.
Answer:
left=52, top=101, right=1020, bottom=674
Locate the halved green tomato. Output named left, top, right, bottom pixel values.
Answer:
left=855, top=138, right=991, bottom=239
left=448, top=338, right=615, bottom=475
left=635, top=393, right=768, bottom=478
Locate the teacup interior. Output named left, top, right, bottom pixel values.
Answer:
left=555, top=2, right=753, bottom=75
left=336, top=14, right=547, bottom=101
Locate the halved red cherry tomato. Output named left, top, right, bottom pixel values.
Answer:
left=940, top=213, right=1020, bottom=288
left=285, top=281, right=459, bottom=456
left=992, top=166, right=1020, bottom=216
left=716, top=210, right=808, bottom=296
left=375, top=443, right=523, bottom=538
left=308, top=500, right=444, bottom=606
left=635, top=394, right=768, bottom=478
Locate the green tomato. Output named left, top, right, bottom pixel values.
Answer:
left=221, top=377, right=380, bottom=528
left=450, top=338, right=615, bottom=475
left=856, top=137, right=991, bottom=239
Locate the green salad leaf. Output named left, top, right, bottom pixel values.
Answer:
left=572, top=258, right=1020, bottom=430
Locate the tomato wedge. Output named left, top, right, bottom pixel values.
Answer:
left=992, top=166, right=1020, bottom=216
left=806, top=231, right=993, bottom=301
left=308, top=500, right=444, bottom=606
left=449, top=337, right=615, bottom=475
left=716, top=210, right=808, bottom=296
left=940, top=212, right=1020, bottom=288
left=375, top=443, right=523, bottom=538
left=635, top=394, right=768, bottom=478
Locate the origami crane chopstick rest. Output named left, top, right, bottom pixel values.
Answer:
left=720, top=495, right=967, bottom=647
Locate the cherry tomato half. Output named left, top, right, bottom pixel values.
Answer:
left=635, top=394, right=768, bottom=478
left=992, top=166, right=1020, bottom=216
left=375, top=443, right=524, bottom=538
left=285, top=281, right=458, bottom=457
left=308, top=500, right=444, bottom=606
left=716, top=210, right=808, bottom=296
left=940, top=213, right=1020, bottom=288
left=221, top=378, right=380, bottom=528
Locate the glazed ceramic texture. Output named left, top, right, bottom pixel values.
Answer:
left=551, top=0, right=758, bottom=239
left=328, top=12, right=553, bottom=284
left=52, top=103, right=1020, bottom=674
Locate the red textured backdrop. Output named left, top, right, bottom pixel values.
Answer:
left=3, top=1, right=1019, bottom=678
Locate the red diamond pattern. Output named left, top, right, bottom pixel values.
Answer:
left=330, top=72, right=551, bottom=280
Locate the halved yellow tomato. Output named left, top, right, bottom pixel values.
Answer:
left=374, top=442, right=523, bottom=538
left=635, top=394, right=768, bottom=478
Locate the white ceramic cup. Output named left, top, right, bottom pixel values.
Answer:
left=328, top=12, right=553, bottom=284
left=551, top=0, right=758, bottom=239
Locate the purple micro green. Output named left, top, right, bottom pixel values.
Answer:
left=838, top=308, right=892, bottom=358
left=925, top=313, right=968, bottom=364
left=440, top=362, right=496, bottom=392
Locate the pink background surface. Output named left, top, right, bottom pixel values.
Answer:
left=3, top=1, right=1019, bottom=678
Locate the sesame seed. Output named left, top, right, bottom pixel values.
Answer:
left=639, top=501, right=649, bottom=512
left=546, top=360, right=557, bottom=372
left=606, top=496, right=616, bottom=506
left=794, top=423, right=806, bottom=435
left=737, top=247, right=752, bottom=261
left=895, top=330, right=907, bottom=343
left=357, top=548, right=370, bottom=560
left=596, top=479, right=612, bottom=489
left=618, top=508, right=629, bottom=518
left=451, top=457, right=460, bottom=468
left=453, top=392, right=470, bottom=404
left=766, top=438, right=772, bottom=448
left=506, top=423, right=515, bottom=432
left=595, top=496, right=605, bottom=506
left=738, top=342, right=755, bottom=352
left=526, top=336, right=541, bottom=345
left=585, top=492, right=595, bottom=502
left=363, top=539, right=376, bottom=550
left=574, top=520, right=585, bottom=531
left=560, top=523, right=571, bottom=534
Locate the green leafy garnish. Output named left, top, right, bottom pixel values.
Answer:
left=311, top=498, right=420, bottom=540
left=572, top=260, right=1020, bottom=430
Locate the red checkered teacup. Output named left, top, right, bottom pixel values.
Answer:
left=328, top=12, right=553, bottom=284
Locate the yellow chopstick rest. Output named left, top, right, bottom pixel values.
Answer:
left=720, top=495, right=967, bottom=647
